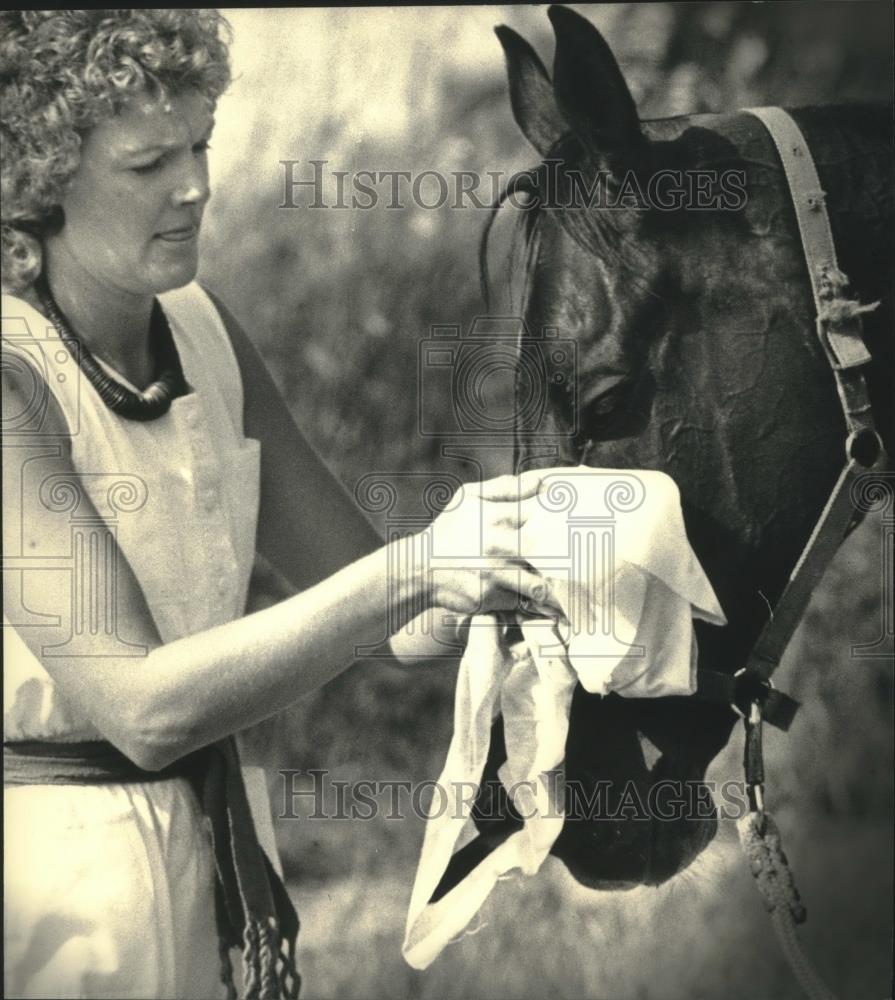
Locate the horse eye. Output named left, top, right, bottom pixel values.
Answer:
left=584, top=375, right=633, bottom=417
left=591, top=391, right=622, bottom=416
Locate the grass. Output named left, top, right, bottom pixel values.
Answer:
left=265, top=513, right=892, bottom=999
left=288, top=818, right=892, bottom=999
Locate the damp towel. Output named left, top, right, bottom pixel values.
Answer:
left=402, top=467, right=726, bottom=969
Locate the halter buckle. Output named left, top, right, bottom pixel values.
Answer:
left=729, top=667, right=775, bottom=719
left=815, top=310, right=872, bottom=370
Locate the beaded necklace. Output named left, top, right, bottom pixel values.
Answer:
left=35, top=278, right=189, bottom=421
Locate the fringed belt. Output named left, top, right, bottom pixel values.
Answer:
left=4, top=736, right=301, bottom=999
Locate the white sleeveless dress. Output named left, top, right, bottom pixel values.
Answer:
left=2, top=283, right=281, bottom=998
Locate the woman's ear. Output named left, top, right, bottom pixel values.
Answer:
left=548, top=5, right=644, bottom=160
left=495, top=24, right=568, bottom=157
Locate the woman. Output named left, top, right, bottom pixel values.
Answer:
left=1, top=11, right=548, bottom=998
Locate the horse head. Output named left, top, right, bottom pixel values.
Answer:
left=482, top=5, right=893, bottom=888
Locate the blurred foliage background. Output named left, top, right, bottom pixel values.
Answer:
left=198, top=4, right=893, bottom=998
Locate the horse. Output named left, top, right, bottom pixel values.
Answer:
left=443, top=4, right=892, bottom=896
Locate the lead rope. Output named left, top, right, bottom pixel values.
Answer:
left=736, top=702, right=840, bottom=1000
left=737, top=811, right=838, bottom=1000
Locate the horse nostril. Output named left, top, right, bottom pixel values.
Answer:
left=636, top=730, right=663, bottom=770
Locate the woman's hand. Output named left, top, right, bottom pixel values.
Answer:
left=421, top=470, right=554, bottom=617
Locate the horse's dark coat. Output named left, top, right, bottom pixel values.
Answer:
left=435, top=7, right=892, bottom=895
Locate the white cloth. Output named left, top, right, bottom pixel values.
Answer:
left=2, top=284, right=278, bottom=997
left=402, top=467, right=726, bottom=969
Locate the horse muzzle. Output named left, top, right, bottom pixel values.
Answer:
left=548, top=690, right=736, bottom=887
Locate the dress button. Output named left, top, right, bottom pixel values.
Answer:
left=201, top=486, right=218, bottom=511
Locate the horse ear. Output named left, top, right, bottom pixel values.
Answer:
left=495, top=24, right=568, bottom=157
left=547, top=5, right=643, bottom=157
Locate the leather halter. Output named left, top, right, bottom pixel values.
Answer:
left=513, top=108, right=887, bottom=742
left=690, top=107, right=888, bottom=818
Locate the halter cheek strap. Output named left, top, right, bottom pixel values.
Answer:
left=738, top=107, right=886, bottom=679
left=695, top=107, right=888, bottom=738
left=697, top=106, right=888, bottom=1000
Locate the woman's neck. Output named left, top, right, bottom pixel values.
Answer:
left=41, top=241, right=156, bottom=387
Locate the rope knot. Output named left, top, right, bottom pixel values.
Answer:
left=737, top=811, right=806, bottom=923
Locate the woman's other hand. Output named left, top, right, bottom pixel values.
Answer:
left=422, top=470, right=554, bottom=617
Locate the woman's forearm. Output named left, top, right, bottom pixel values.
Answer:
left=126, top=534, right=427, bottom=770
left=388, top=608, right=468, bottom=665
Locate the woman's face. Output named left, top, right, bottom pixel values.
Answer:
left=51, top=87, right=214, bottom=298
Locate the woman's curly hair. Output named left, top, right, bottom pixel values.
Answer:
left=0, top=9, right=232, bottom=292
